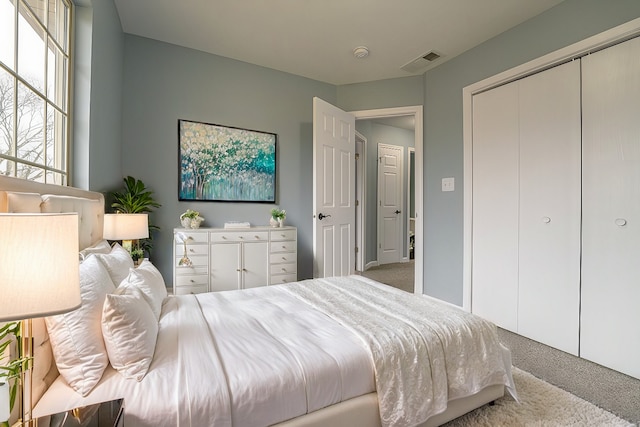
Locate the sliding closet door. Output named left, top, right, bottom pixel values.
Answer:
left=581, top=37, right=640, bottom=379
left=471, top=82, right=519, bottom=332
left=517, top=61, right=581, bottom=355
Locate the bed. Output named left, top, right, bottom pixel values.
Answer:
left=0, top=175, right=516, bottom=427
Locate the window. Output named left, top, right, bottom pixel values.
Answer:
left=0, top=0, right=71, bottom=185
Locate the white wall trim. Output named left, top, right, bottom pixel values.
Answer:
left=355, top=130, right=367, bottom=272
left=351, top=105, right=424, bottom=295
left=462, top=17, right=640, bottom=311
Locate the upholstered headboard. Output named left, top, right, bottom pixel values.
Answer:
left=0, top=175, right=105, bottom=411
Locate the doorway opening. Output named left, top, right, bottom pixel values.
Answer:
left=351, top=106, right=423, bottom=294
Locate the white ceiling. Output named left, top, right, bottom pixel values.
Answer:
left=114, top=0, right=564, bottom=86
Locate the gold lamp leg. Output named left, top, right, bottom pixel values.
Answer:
left=18, top=319, right=33, bottom=427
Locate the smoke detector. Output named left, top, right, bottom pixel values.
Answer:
left=401, top=50, right=443, bottom=73
left=353, top=46, right=370, bottom=59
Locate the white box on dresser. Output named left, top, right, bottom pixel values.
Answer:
left=173, top=226, right=297, bottom=295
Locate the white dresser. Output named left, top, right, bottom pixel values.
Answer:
left=173, top=226, right=297, bottom=295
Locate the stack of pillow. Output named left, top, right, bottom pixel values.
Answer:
left=45, top=241, right=168, bottom=397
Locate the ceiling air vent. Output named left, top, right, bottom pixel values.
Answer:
left=401, top=50, right=443, bottom=74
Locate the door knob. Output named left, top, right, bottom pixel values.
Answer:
left=395, top=210, right=401, bottom=214
left=318, top=213, right=331, bottom=220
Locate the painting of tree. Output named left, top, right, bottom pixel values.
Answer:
left=179, top=120, right=276, bottom=202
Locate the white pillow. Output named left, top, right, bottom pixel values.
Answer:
left=120, top=260, right=167, bottom=320
left=79, top=239, right=112, bottom=260
left=45, top=256, right=116, bottom=396
left=102, top=286, right=158, bottom=381
left=94, top=243, right=134, bottom=285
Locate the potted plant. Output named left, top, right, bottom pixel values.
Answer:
left=180, top=209, right=204, bottom=229
left=270, top=207, right=286, bottom=227
left=109, top=176, right=161, bottom=257
left=0, top=322, right=28, bottom=427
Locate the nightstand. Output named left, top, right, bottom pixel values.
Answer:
left=35, top=399, right=123, bottom=427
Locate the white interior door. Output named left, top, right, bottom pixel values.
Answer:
left=313, top=97, right=356, bottom=278
left=377, top=143, right=403, bottom=265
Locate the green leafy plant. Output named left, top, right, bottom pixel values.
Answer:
left=110, top=176, right=161, bottom=256
left=270, top=207, right=286, bottom=220
left=0, top=322, right=30, bottom=425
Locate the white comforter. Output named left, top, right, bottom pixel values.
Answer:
left=34, top=276, right=514, bottom=427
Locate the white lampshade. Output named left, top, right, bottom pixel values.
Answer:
left=103, top=213, right=149, bottom=240
left=0, top=213, right=81, bottom=322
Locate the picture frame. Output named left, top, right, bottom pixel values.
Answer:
left=178, top=119, right=277, bottom=202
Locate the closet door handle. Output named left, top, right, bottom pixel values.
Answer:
left=615, top=218, right=627, bottom=227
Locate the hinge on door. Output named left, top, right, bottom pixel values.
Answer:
left=379, top=243, right=381, bottom=249
left=355, top=246, right=359, bottom=253
left=355, top=153, right=360, bottom=160
left=355, top=199, right=359, bottom=206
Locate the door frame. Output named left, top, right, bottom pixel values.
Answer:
left=355, top=131, right=367, bottom=272
left=351, top=105, right=424, bottom=294
left=462, top=17, right=640, bottom=311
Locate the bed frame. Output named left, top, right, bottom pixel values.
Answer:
left=0, top=175, right=504, bottom=426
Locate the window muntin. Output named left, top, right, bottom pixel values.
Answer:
left=0, top=0, right=71, bottom=185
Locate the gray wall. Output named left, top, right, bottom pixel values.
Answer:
left=421, top=0, right=640, bottom=304
left=72, top=0, right=123, bottom=192
left=120, top=35, right=336, bottom=282
left=355, top=121, right=414, bottom=264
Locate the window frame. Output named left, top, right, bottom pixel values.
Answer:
left=0, top=0, right=73, bottom=185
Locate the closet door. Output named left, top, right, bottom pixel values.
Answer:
left=581, top=37, right=640, bottom=379
left=518, top=61, right=581, bottom=355
left=471, top=81, right=519, bottom=331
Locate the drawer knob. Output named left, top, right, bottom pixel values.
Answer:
left=281, top=268, right=287, bottom=272
left=236, top=269, right=241, bottom=272
left=615, top=218, right=627, bottom=227
left=282, top=245, right=286, bottom=249
left=222, top=236, right=227, bottom=240
left=190, top=279, right=195, bottom=283
left=254, top=235, right=260, bottom=239
left=189, top=248, right=195, bottom=252
left=239, top=236, right=244, bottom=239
left=280, top=234, right=286, bottom=238
left=243, top=268, right=247, bottom=272
left=282, top=257, right=286, bottom=261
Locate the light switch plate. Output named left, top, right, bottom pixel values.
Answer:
left=442, top=177, right=455, bottom=192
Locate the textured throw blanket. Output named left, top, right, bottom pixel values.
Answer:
left=283, top=276, right=516, bottom=427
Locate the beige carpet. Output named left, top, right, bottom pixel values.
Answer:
left=444, top=368, right=634, bottom=426
left=360, top=261, right=415, bottom=293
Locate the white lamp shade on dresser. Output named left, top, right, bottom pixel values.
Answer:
left=0, top=213, right=81, bottom=321
left=103, top=214, right=149, bottom=240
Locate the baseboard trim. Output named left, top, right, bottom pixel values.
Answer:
left=364, top=261, right=378, bottom=271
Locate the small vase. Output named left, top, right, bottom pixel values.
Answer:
left=190, top=217, right=203, bottom=229
left=270, top=217, right=279, bottom=228
left=278, top=218, right=284, bottom=228
left=181, top=217, right=191, bottom=228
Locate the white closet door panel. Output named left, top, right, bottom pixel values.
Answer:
left=517, top=61, right=582, bottom=355
left=243, top=242, right=269, bottom=289
left=581, top=37, right=640, bottom=379
left=471, top=82, right=519, bottom=331
left=210, top=243, right=241, bottom=292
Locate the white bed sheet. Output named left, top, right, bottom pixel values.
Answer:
left=34, top=283, right=375, bottom=426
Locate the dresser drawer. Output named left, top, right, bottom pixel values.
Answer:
left=270, top=241, right=296, bottom=253
left=270, top=263, right=296, bottom=275
left=270, top=252, right=297, bottom=264
left=175, top=243, right=209, bottom=256
left=210, top=231, right=269, bottom=243
left=175, top=275, right=208, bottom=287
left=269, top=229, right=296, bottom=241
left=173, top=284, right=208, bottom=295
left=270, top=273, right=297, bottom=285
left=175, top=231, right=209, bottom=244
left=175, top=255, right=208, bottom=268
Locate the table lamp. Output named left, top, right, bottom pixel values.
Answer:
left=103, top=213, right=149, bottom=254
left=0, top=213, right=81, bottom=426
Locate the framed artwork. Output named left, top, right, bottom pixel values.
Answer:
left=178, top=119, right=277, bottom=202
